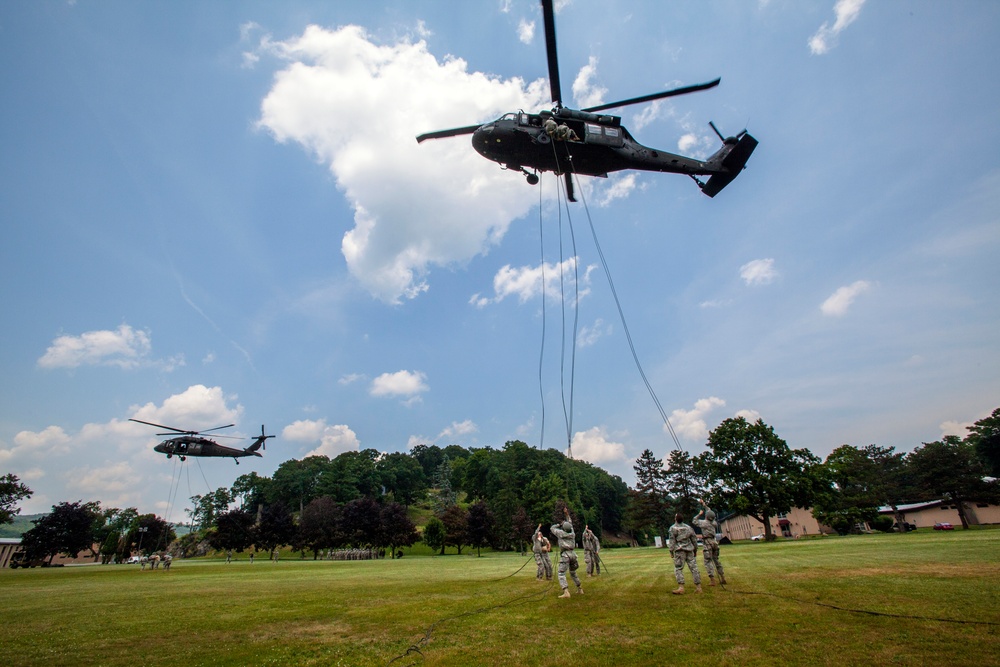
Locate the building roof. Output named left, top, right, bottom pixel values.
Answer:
left=878, top=500, right=944, bottom=513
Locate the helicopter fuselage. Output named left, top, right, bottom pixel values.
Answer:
left=154, top=436, right=261, bottom=461
left=471, top=109, right=756, bottom=196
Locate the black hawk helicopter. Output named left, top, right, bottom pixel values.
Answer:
left=130, top=419, right=274, bottom=464
left=417, top=0, right=757, bottom=202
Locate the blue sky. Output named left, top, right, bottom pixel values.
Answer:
left=2, top=1, right=998, bottom=521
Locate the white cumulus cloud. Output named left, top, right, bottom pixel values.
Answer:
left=255, top=24, right=552, bottom=304
left=517, top=18, right=535, bottom=44
left=38, top=324, right=154, bottom=370
left=572, top=56, right=607, bottom=109
left=370, top=370, right=429, bottom=398
left=669, top=397, right=727, bottom=442
left=473, top=257, right=595, bottom=307
left=569, top=426, right=627, bottom=465
left=283, top=419, right=361, bottom=458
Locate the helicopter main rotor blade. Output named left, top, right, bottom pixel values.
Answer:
left=541, top=0, right=562, bottom=107
left=415, top=125, right=482, bottom=144
left=129, top=418, right=188, bottom=434
left=581, top=78, right=721, bottom=113
left=199, top=424, right=235, bottom=434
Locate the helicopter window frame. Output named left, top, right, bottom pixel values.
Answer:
left=584, top=122, right=624, bottom=147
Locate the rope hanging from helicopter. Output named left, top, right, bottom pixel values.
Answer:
left=536, top=179, right=547, bottom=451
left=553, top=142, right=684, bottom=454
left=538, top=135, right=581, bottom=459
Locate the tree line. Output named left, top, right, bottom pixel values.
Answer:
left=625, top=408, right=999, bottom=541
left=2, top=407, right=997, bottom=560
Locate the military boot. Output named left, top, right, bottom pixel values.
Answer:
left=558, top=588, right=571, bottom=599
left=695, top=584, right=703, bottom=593
left=720, top=574, right=727, bottom=585
left=577, top=587, right=584, bottom=595
left=671, top=585, right=685, bottom=595
left=708, top=576, right=716, bottom=586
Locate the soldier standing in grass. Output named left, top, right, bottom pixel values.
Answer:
left=532, top=524, right=553, bottom=581
left=582, top=526, right=601, bottom=577
left=693, top=499, right=726, bottom=586
left=668, top=513, right=702, bottom=595
left=551, top=508, right=583, bottom=598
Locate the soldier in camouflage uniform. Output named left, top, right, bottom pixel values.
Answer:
left=551, top=508, right=583, bottom=598
left=667, top=513, right=702, bottom=594
left=582, top=526, right=601, bottom=576
left=693, top=499, right=726, bottom=586
left=532, top=524, right=553, bottom=581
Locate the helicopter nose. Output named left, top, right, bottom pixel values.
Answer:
left=472, top=124, right=495, bottom=158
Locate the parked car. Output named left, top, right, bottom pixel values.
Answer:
left=933, top=522, right=954, bottom=530
left=126, top=555, right=143, bottom=564
left=892, top=522, right=917, bottom=532
left=750, top=534, right=765, bottom=541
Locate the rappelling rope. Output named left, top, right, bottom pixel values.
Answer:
left=722, top=585, right=1000, bottom=626
left=537, top=178, right=547, bottom=452
left=547, top=137, right=581, bottom=458
left=572, top=174, right=684, bottom=452
left=384, top=555, right=555, bottom=666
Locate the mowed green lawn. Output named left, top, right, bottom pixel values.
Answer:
left=2, top=530, right=998, bottom=667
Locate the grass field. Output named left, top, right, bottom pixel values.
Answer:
left=2, top=530, right=999, bottom=666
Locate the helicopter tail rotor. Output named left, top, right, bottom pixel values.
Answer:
left=698, top=124, right=758, bottom=198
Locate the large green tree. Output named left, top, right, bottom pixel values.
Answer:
left=378, top=502, right=419, bottom=558
left=626, top=448, right=669, bottom=540
left=814, top=444, right=918, bottom=534
left=664, top=449, right=704, bottom=519
left=0, top=473, right=32, bottom=525
left=967, top=407, right=1000, bottom=478
left=297, top=496, right=343, bottom=558
left=209, top=508, right=255, bottom=554
left=94, top=506, right=138, bottom=564
left=231, top=472, right=272, bottom=513
left=256, top=501, right=296, bottom=557
left=907, top=436, right=997, bottom=529
left=376, top=452, right=427, bottom=507
left=21, top=501, right=101, bottom=562
left=700, top=417, right=825, bottom=541
left=466, top=500, right=495, bottom=556
left=187, top=487, right=232, bottom=531
left=422, top=516, right=447, bottom=555
left=269, top=456, right=330, bottom=512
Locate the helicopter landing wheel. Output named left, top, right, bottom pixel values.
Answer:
left=526, top=173, right=539, bottom=185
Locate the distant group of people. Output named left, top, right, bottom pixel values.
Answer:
left=139, top=553, right=172, bottom=571
left=326, top=548, right=383, bottom=561
left=529, top=497, right=726, bottom=600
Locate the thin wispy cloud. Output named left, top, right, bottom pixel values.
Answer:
left=820, top=280, right=871, bottom=316
left=740, top=258, right=778, bottom=286
left=809, top=0, right=867, bottom=55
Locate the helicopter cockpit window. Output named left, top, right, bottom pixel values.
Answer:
left=500, top=113, right=517, bottom=122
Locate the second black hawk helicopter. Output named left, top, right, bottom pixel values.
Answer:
left=130, top=419, right=274, bottom=464
left=417, top=0, right=758, bottom=202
